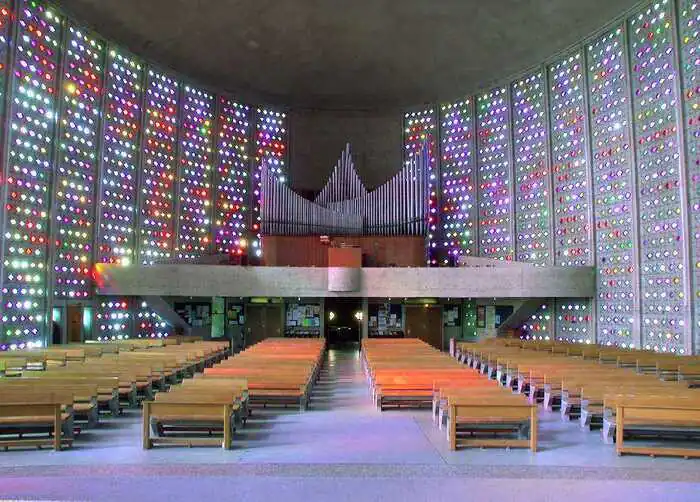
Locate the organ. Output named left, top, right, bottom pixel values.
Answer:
left=261, top=143, right=430, bottom=237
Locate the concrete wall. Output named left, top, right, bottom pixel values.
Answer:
left=288, top=109, right=402, bottom=191
left=96, top=264, right=596, bottom=299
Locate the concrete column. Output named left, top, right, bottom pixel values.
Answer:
left=361, top=297, right=369, bottom=339
left=319, top=298, right=326, bottom=339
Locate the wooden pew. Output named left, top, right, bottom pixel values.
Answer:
left=0, top=389, right=75, bottom=450
left=579, top=379, right=692, bottom=431
left=142, top=398, right=238, bottom=449
left=0, top=357, right=27, bottom=377
left=448, top=394, right=537, bottom=452
left=0, top=379, right=100, bottom=427
left=614, top=396, right=700, bottom=458
left=433, top=381, right=503, bottom=429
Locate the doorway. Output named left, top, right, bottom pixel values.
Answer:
left=324, top=298, right=362, bottom=348
left=66, top=305, right=83, bottom=343
left=405, top=304, right=443, bottom=349
left=244, top=304, right=283, bottom=347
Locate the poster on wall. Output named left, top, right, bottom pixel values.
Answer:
left=443, top=305, right=460, bottom=327
left=285, top=303, right=321, bottom=337
left=174, top=300, right=212, bottom=327
left=227, top=304, right=244, bottom=326
left=476, top=306, right=486, bottom=328
left=368, top=303, right=403, bottom=337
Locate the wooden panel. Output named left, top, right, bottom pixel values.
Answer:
left=405, top=305, right=443, bottom=349
left=67, top=305, right=82, bottom=343
left=328, top=247, right=361, bottom=267
left=244, top=305, right=282, bottom=347
left=264, top=236, right=425, bottom=267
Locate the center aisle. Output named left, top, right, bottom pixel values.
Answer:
left=237, top=348, right=445, bottom=464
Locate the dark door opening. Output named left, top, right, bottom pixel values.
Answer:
left=244, top=304, right=283, bottom=348
left=324, top=298, right=362, bottom=349
left=66, top=305, right=83, bottom=343
left=405, top=304, right=443, bottom=349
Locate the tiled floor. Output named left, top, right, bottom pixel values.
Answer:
left=1, top=349, right=699, bottom=501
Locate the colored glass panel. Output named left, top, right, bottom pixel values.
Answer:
left=476, top=87, right=513, bottom=260
left=136, top=300, right=170, bottom=338
left=176, top=85, right=214, bottom=260
left=51, top=25, right=104, bottom=299
left=439, top=100, right=476, bottom=263
left=549, top=51, right=592, bottom=267
left=0, top=2, right=62, bottom=345
left=512, top=72, right=552, bottom=265
left=404, top=108, right=437, bottom=264
left=138, top=70, right=178, bottom=264
left=679, top=0, right=699, bottom=351
left=253, top=108, right=286, bottom=258
left=630, top=0, right=689, bottom=353
left=587, top=26, right=638, bottom=347
left=214, top=98, right=251, bottom=256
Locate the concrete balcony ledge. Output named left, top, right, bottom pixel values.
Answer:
left=95, top=264, right=595, bottom=299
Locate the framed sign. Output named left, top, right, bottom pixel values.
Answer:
left=476, top=305, right=486, bottom=328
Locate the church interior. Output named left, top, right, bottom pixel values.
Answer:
left=0, top=0, right=699, bottom=500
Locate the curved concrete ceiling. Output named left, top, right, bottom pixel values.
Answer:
left=59, top=0, right=642, bottom=111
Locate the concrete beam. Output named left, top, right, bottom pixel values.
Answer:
left=95, top=264, right=595, bottom=299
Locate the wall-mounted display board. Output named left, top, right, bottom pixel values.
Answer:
left=443, top=305, right=461, bottom=327
left=227, top=304, right=244, bottom=326
left=285, top=302, right=321, bottom=337
left=476, top=305, right=486, bottom=328
left=174, top=300, right=212, bottom=327
left=368, top=303, right=403, bottom=337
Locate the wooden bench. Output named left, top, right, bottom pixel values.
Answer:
left=448, top=395, right=537, bottom=452
left=433, top=381, right=503, bottom=429
left=0, top=379, right=100, bottom=427
left=614, top=396, right=700, bottom=458
left=143, top=398, right=239, bottom=449
left=0, top=389, right=75, bottom=450
left=579, top=380, right=692, bottom=432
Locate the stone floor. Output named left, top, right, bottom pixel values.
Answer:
left=1, top=348, right=699, bottom=501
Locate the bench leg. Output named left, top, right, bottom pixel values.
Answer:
left=580, top=408, right=591, bottom=429
left=54, top=406, right=62, bottom=451
left=144, top=385, right=156, bottom=401
left=449, top=406, right=456, bottom=450
left=560, top=400, right=570, bottom=421
left=602, top=418, right=615, bottom=445
left=615, top=407, right=623, bottom=455
left=142, top=402, right=152, bottom=449
left=223, top=405, right=232, bottom=450
left=88, top=406, right=99, bottom=428
left=543, top=391, right=552, bottom=410
left=127, top=389, right=138, bottom=408
left=528, top=384, right=537, bottom=404
left=530, top=407, right=538, bottom=453
left=62, top=417, right=74, bottom=439
left=109, top=398, right=120, bottom=417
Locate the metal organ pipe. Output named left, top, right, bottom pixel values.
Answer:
left=260, top=143, right=430, bottom=238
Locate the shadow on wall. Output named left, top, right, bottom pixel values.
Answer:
left=288, top=109, right=402, bottom=191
